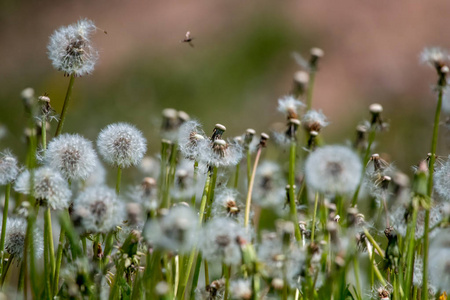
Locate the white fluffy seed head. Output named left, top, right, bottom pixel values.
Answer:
left=199, top=139, right=243, bottom=167
left=301, top=110, right=329, bottom=132
left=434, top=156, right=450, bottom=202
left=73, top=186, right=125, bottom=233
left=145, top=205, right=197, bottom=253
left=212, top=188, right=244, bottom=223
left=97, top=122, right=147, bottom=168
left=305, top=145, right=362, bottom=195
left=14, top=167, right=71, bottom=210
left=0, top=150, right=19, bottom=185
left=178, top=120, right=207, bottom=160
left=47, top=19, right=98, bottom=76
left=420, top=47, right=449, bottom=68
left=200, top=217, right=248, bottom=266
left=45, top=134, right=98, bottom=181
left=428, top=230, right=450, bottom=291
left=277, top=95, right=305, bottom=119
left=3, top=218, right=43, bottom=260
left=230, top=280, right=252, bottom=300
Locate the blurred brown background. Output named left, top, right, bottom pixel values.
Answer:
left=1, top=0, right=450, bottom=177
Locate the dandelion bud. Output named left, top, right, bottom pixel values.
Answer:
left=354, top=124, right=368, bottom=150
left=45, top=133, right=97, bottom=180
left=21, top=87, right=36, bottom=114
left=413, top=160, right=429, bottom=197
left=244, top=128, right=256, bottom=148
left=285, top=118, right=301, bottom=139
left=0, top=150, right=19, bottom=185
left=307, top=130, right=319, bottom=150
left=177, top=110, right=190, bottom=123
left=293, top=71, right=309, bottom=96
left=97, top=122, right=147, bottom=168
left=47, top=19, right=99, bottom=77
left=211, top=123, right=227, bottom=141
left=271, top=278, right=284, bottom=290
left=259, top=132, right=269, bottom=148
left=347, top=207, right=359, bottom=227
left=309, top=47, right=324, bottom=70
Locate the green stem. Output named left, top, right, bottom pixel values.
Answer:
left=246, top=149, right=252, bottom=188
left=405, top=204, right=418, bottom=299
left=233, top=163, right=240, bottom=189
left=116, top=167, right=122, bottom=195
left=223, top=264, right=230, bottom=300
left=0, top=183, right=11, bottom=255
left=44, top=208, right=55, bottom=278
left=204, top=167, right=218, bottom=221
left=363, top=228, right=385, bottom=259
left=288, top=142, right=302, bottom=244
left=244, top=147, right=262, bottom=228
left=0, top=255, right=13, bottom=288
left=190, top=161, right=199, bottom=208
left=351, top=129, right=376, bottom=207
left=53, top=227, right=65, bottom=296
left=353, top=256, right=362, bottom=299
left=422, top=85, right=444, bottom=300
left=189, top=253, right=202, bottom=299
left=306, top=71, right=316, bottom=110
left=310, top=192, right=319, bottom=242
left=54, top=73, right=76, bottom=137
left=42, top=117, right=47, bottom=150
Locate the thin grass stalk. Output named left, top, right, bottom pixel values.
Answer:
left=54, top=73, right=76, bottom=137
left=189, top=253, right=202, bottom=299
left=422, top=85, right=444, bottom=300
left=288, top=142, right=302, bottom=244
left=310, top=192, right=319, bottom=242
left=0, top=255, right=13, bottom=288
left=244, top=147, right=262, bottom=228
left=0, top=183, right=11, bottom=257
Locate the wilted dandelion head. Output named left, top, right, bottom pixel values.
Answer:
left=14, top=167, right=71, bottom=210
left=434, top=156, right=450, bottom=202
left=0, top=150, right=19, bottom=185
left=97, top=122, right=147, bottom=168
left=428, top=230, right=450, bottom=291
left=201, top=139, right=243, bottom=168
left=277, top=95, right=305, bottom=120
left=301, top=110, right=329, bottom=133
left=145, top=205, right=197, bottom=253
left=178, top=120, right=207, bottom=160
left=200, top=218, right=248, bottom=266
left=305, top=145, right=362, bottom=195
left=420, top=47, right=449, bottom=70
left=47, top=19, right=99, bottom=76
left=212, top=188, right=243, bottom=222
left=73, top=186, right=125, bottom=233
left=3, top=218, right=43, bottom=260
left=45, top=134, right=97, bottom=181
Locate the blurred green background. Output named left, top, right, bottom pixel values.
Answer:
left=1, top=0, right=450, bottom=183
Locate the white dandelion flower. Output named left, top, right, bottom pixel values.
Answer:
left=47, top=19, right=98, bottom=76
left=3, top=218, right=43, bottom=260
left=14, top=167, right=71, bottom=210
left=277, top=95, right=305, bottom=119
left=178, top=120, right=208, bottom=161
left=420, top=47, right=449, bottom=69
left=97, top=122, right=147, bottom=168
left=434, top=156, right=450, bottom=202
left=145, top=205, right=197, bottom=253
left=44, top=134, right=98, bottom=181
left=230, top=279, right=252, bottom=300
left=73, top=186, right=125, bottom=233
left=301, top=110, right=329, bottom=133
left=305, top=145, right=362, bottom=195
left=200, top=218, right=248, bottom=266
left=0, top=150, right=19, bottom=185
left=428, top=230, right=450, bottom=291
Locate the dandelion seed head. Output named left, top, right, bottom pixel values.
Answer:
left=420, top=47, right=449, bottom=69
left=14, top=167, right=71, bottom=210
left=212, top=188, right=244, bottom=222
left=230, top=280, right=252, bottom=300
left=145, top=206, right=197, bottom=253
left=178, top=120, right=207, bottom=160
left=428, top=230, right=450, bottom=291
left=301, top=110, right=329, bottom=133
left=97, top=122, right=147, bottom=168
left=73, top=186, right=125, bottom=233
left=45, top=134, right=97, bottom=181
left=277, top=95, right=305, bottom=119
left=434, top=156, right=450, bottom=202
left=201, top=139, right=243, bottom=167
left=0, top=150, right=19, bottom=185
left=171, top=160, right=197, bottom=199
left=47, top=19, right=98, bottom=76
left=200, top=218, right=248, bottom=265
left=305, top=145, right=362, bottom=195
left=3, top=218, right=43, bottom=260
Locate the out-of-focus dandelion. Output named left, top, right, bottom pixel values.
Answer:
left=434, top=156, right=450, bottom=202
left=0, top=150, right=19, bottom=185
left=2, top=218, right=43, bottom=260
left=277, top=95, right=305, bottom=120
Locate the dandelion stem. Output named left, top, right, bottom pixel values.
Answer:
left=0, top=255, right=13, bottom=288
left=422, top=84, right=444, bottom=300
left=53, top=227, right=65, bottom=296
left=246, top=149, right=252, bottom=187
left=306, top=70, right=316, bottom=110
left=288, top=142, right=302, bottom=244
left=116, top=166, right=122, bottom=195
left=363, top=228, right=385, bottom=259
left=405, top=202, right=418, bottom=299
left=244, top=147, right=262, bottom=228
left=234, top=162, right=240, bottom=189
left=55, top=73, right=75, bottom=137
left=353, top=256, right=362, bottom=299
left=190, top=161, right=199, bottom=208
left=310, top=192, right=319, bottom=242
left=223, top=263, right=231, bottom=300
left=0, top=183, right=11, bottom=257
left=44, top=207, right=55, bottom=290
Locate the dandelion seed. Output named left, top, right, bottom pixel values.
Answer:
left=73, top=186, right=125, bottom=233
left=277, top=95, right=305, bottom=120
left=305, top=145, right=362, bottom=195
left=428, top=230, right=450, bottom=291
left=2, top=218, right=43, bottom=260
left=200, top=218, right=248, bottom=265
left=212, top=188, right=244, bottom=222
left=0, top=150, right=19, bottom=185
left=97, top=122, right=147, bottom=168
left=178, top=120, right=207, bottom=160
left=44, top=134, right=97, bottom=181
left=47, top=19, right=99, bottom=76
left=14, top=167, right=71, bottom=210
left=434, top=156, right=450, bottom=202
left=301, top=110, right=329, bottom=133
left=145, top=205, right=197, bottom=253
